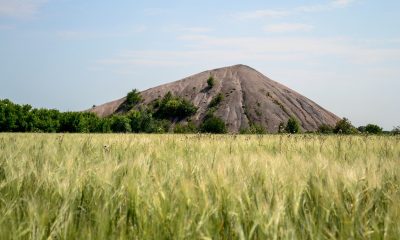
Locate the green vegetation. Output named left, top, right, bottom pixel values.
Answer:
left=0, top=98, right=393, bottom=135
left=153, top=92, right=197, bottom=120
left=334, top=118, right=357, bottom=134
left=173, top=122, right=198, bottom=133
left=0, top=134, right=399, bottom=239
left=285, top=116, right=301, bottom=134
left=208, top=93, right=224, bottom=108
left=365, top=124, right=383, bottom=134
left=200, top=115, right=227, bottom=133
left=125, top=89, right=142, bottom=109
left=240, top=123, right=267, bottom=134
left=318, top=124, right=334, bottom=134
left=207, top=76, right=215, bottom=88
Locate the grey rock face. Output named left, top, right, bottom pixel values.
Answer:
left=90, top=65, right=340, bottom=133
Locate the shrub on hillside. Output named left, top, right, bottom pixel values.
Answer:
left=126, top=89, right=142, bottom=109
left=285, top=117, right=301, bottom=134
left=207, top=76, right=215, bottom=89
left=208, top=93, right=224, bottom=108
left=200, top=116, right=227, bottom=133
left=154, top=92, right=197, bottom=120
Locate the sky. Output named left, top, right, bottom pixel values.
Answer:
left=0, top=0, right=399, bottom=130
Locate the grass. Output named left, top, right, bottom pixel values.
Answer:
left=0, top=133, right=399, bottom=239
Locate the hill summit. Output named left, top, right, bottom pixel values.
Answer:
left=90, top=64, right=340, bottom=133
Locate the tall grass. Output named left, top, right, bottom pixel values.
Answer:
left=0, top=133, right=399, bottom=239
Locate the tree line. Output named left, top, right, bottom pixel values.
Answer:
left=0, top=95, right=398, bottom=134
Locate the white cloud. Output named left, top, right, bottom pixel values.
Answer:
left=234, top=0, right=356, bottom=20
left=96, top=35, right=400, bottom=69
left=235, top=9, right=290, bottom=20
left=0, top=0, right=47, bottom=18
left=264, top=23, right=314, bottom=33
left=332, top=0, right=356, bottom=7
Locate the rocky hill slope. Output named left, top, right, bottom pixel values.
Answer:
left=90, top=65, right=340, bottom=133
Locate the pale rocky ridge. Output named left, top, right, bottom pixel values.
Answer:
left=90, top=64, right=340, bottom=133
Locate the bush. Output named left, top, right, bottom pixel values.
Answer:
left=173, top=122, right=198, bottom=133
left=154, top=92, right=197, bottom=120
left=318, top=124, right=334, bottom=134
left=365, top=124, right=383, bottom=134
left=278, top=122, right=286, bottom=133
left=200, top=116, right=226, bottom=133
left=334, top=118, right=357, bottom=134
left=209, top=93, right=224, bottom=108
left=207, top=76, right=215, bottom=89
left=240, top=124, right=267, bottom=134
left=110, top=115, right=132, bottom=133
left=285, top=117, right=301, bottom=134
left=123, top=89, right=142, bottom=110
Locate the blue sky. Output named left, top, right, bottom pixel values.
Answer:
left=1, top=0, right=399, bottom=129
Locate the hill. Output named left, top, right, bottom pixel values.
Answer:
left=90, top=64, right=340, bottom=133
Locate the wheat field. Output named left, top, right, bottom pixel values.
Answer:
left=0, top=133, right=399, bottom=239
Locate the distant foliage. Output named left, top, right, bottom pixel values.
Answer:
left=365, top=124, right=383, bottom=134
left=110, top=115, right=132, bottom=133
left=285, top=117, right=301, bottom=134
left=207, top=76, right=215, bottom=89
left=153, top=92, right=197, bottom=120
left=208, top=93, right=224, bottom=108
left=125, top=89, right=142, bottom=110
left=318, top=124, right=334, bottom=134
left=201, top=115, right=227, bottom=133
left=334, top=118, right=357, bottom=134
left=392, top=126, right=400, bottom=135
left=240, top=124, right=267, bottom=134
left=278, top=122, right=286, bottom=133
left=173, top=122, right=198, bottom=133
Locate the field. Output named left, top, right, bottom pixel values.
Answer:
left=0, top=134, right=399, bottom=239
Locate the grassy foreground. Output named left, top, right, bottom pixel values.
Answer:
left=0, top=134, right=399, bottom=239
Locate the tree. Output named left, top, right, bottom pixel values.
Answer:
left=110, top=115, right=132, bottom=133
left=334, top=118, right=356, bottom=134
left=125, top=89, right=142, bottom=109
left=391, top=126, right=400, bottom=135
left=285, top=117, right=301, bottom=134
left=154, top=92, right=197, bottom=120
left=365, top=124, right=383, bottom=134
left=318, top=124, right=334, bottom=134
left=357, top=126, right=366, bottom=133
left=207, top=76, right=215, bottom=89
left=200, top=116, right=226, bottom=133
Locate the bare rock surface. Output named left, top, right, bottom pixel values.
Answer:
left=90, top=65, right=340, bottom=133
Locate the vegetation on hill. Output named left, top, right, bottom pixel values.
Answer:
left=153, top=92, right=197, bottom=120
left=0, top=98, right=392, bottom=134
left=285, top=116, right=301, bottom=134
left=200, top=115, right=227, bottom=133
left=207, top=76, right=215, bottom=89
